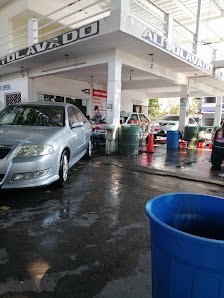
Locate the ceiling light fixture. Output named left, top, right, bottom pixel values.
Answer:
left=149, top=54, right=154, bottom=69
left=194, top=74, right=197, bottom=83
left=130, top=70, right=133, bottom=81
left=21, top=67, right=25, bottom=78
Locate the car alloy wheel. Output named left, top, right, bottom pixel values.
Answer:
left=62, top=154, right=68, bottom=181
left=85, top=139, right=92, bottom=159
left=88, top=139, right=92, bottom=157
left=57, top=150, right=69, bottom=187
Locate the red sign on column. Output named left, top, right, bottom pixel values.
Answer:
left=93, top=89, right=107, bottom=119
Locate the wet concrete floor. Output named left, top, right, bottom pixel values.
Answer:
left=0, top=141, right=223, bottom=297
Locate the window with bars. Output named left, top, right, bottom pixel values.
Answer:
left=5, top=93, right=21, bottom=107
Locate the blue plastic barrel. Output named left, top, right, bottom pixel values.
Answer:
left=146, top=193, right=224, bottom=298
left=167, top=131, right=179, bottom=150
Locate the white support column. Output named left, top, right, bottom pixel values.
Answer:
left=110, top=0, right=130, bottom=15
left=214, top=96, right=223, bottom=127
left=193, top=0, right=202, bottom=55
left=28, top=18, right=38, bottom=47
left=164, top=14, right=173, bottom=52
left=179, top=85, right=190, bottom=136
left=213, top=49, right=217, bottom=62
left=106, top=53, right=122, bottom=153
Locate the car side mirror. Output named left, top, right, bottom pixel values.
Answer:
left=72, top=121, right=83, bottom=128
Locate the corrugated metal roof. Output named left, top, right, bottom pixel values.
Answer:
left=132, top=0, right=224, bottom=58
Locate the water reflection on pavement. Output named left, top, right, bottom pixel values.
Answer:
left=137, top=140, right=223, bottom=182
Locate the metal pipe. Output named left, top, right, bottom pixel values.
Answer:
left=173, top=19, right=196, bottom=36
left=0, top=32, right=28, bottom=48
left=37, top=0, right=105, bottom=31
left=0, top=24, right=28, bottom=40
left=172, top=37, right=195, bottom=52
left=130, top=11, right=166, bottom=34
left=132, top=0, right=166, bottom=24
left=194, top=0, right=202, bottom=54
left=38, top=8, right=109, bottom=39
left=173, top=27, right=195, bottom=43
left=0, top=41, right=28, bottom=56
left=37, top=0, right=81, bottom=21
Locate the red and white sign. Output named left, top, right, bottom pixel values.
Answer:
left=93, top=89, right=107, bottom=118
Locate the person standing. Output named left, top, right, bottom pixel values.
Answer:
left=93, top=106, right=102, bottom=123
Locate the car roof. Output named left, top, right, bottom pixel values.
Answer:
left=120, top=112, right=147, bottom=116
left=161, top=114, right=179, bottom=117
left=13, top=102, right=70, bottom=107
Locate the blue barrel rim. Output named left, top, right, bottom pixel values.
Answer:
left=146, top=192, right=224, bottom=244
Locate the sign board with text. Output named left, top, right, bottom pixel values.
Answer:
left=93, top=89, right=107, bottom=119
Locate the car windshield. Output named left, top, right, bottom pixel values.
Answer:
left=161, top=115, right=179, bottom=121
left=0, top=105, right=65, bottom=127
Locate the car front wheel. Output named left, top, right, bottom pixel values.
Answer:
left=85, top=139, right=92, bottom=159
left=57, top=150, right=69, bottom=187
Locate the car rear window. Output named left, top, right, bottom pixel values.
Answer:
left=139, top=114, right=150, bottom=122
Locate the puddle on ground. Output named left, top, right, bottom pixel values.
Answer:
left=137, top=142, right=215, bottom=178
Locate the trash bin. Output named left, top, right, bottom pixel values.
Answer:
left=184, top=126, right=199, bottom=148
left=146, top=193, right=224, bottom=298
left=167, top=131, right=179, bottom=150
left=118, top=125, right=141, bottom=156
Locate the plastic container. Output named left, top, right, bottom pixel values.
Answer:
left=198, top=142, right=206, bottom=148
left=118, top=125, right=141, bottom=156
left=167, top=131, right=179, bottom=150
left=178, top=140, right=188, bottom=150
left=146, top=193, right=224, bottom=298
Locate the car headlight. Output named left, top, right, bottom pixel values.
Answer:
left=15, top=145, right=54, bottom=158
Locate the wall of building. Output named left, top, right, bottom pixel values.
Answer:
left=121, top=89, right=149, bottom=115
left=0, top=73, right=28, bottom=110
left=0, top=72, right=151, bottom=120
left=202, top=113, right=224, bottom=126
left=30, top=75, right=108, bottom=117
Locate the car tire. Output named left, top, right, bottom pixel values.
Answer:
left=211, top=153, right=222, bottom=168
left=85, top=138, right=92, bottom=159
left=57, top=150, right=69, bottom=187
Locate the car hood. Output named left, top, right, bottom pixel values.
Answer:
left=0, top=125, right=65, bottom=146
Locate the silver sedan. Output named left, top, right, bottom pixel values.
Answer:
left=0, top=102, right=92, bottom=189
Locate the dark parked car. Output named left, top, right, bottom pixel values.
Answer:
left=0, top=102, right=92, bottom=189
left=211, top=124, right=224, bottom=167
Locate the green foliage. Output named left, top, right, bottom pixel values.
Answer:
left=148, top=98, right=160, bottom=117
left=169, top=105, right=180, bottom=114
left=189, top=98, right=201, bottom=116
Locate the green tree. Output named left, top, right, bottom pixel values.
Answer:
left=189, top=98, right=201, bottom=116
left=169, top=105, right=180, bottom=114
left=148, top=98, right=160, bottom=117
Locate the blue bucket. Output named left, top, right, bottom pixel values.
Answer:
left=167, top=131, right=179, bottom=150
left=146, top=193, right=224, bottom=298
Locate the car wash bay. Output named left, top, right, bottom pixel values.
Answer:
left=1, top=1, right=224, bottom=296
left=0, top=144, right=224, bottom=297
